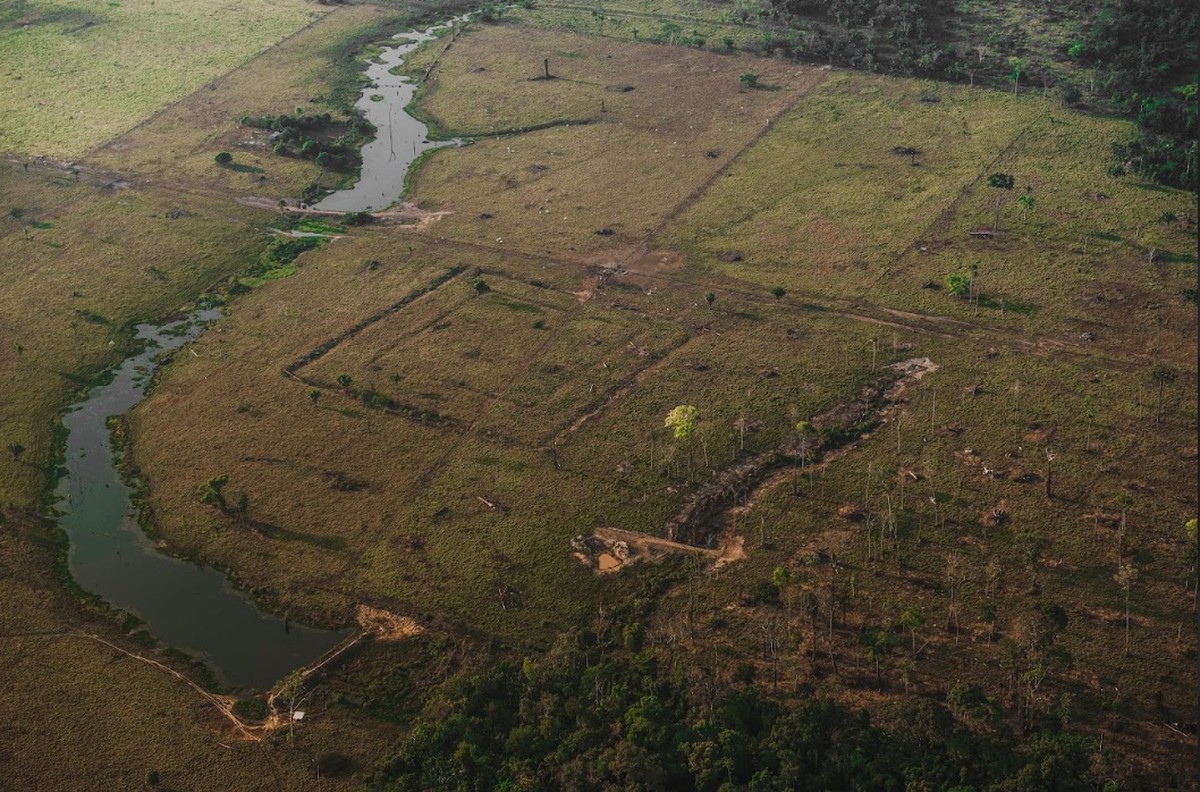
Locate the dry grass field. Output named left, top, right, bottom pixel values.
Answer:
left=406, top=24, right=826, bottom=256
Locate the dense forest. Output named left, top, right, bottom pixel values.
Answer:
left=366, top=600, right=1114, bottom=791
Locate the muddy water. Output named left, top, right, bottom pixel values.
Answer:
left=314, top=14, right=470, bottom=212
left=54, top=311, right=349, bottom=691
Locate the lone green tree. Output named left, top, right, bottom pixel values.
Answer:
left=1009, top=58, right=1025, bottom=93
left=770, top=285, right=786, bottom=301
left=664, top=404, right=699, bottom=480
left=794, top=420, right=817, bottom=492
left=7, top=442, right=24, bottom=461
left=200, top=474, right=230, bottom=512
left=1185, top=518, right=1197, bottom=607
left=1018, top=188, right=1036, bottom=222
left=276, top=669, right=307, bottom=741
left=862, top=626, right=896, bottom=683
left=214, top=151, right=233, bottom=166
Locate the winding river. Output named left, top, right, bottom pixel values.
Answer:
left=314, top=14, right=470, bottom=212
left=54, top=313, right=349, bottom=691
left=52, top=13, right=469, bottom=692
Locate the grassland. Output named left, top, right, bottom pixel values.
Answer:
left=664, top=73, right=1197, bottom=354
left=0, top=0, right=326, bottom=158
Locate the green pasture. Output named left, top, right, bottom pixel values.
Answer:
left=0, top=0, right=324, bottom=157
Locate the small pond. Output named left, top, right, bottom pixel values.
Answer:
left=54, top=311, right=350, bottom=691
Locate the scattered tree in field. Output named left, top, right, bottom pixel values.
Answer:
left=7, top=442, right=24, bottom=461
left=769, top=285, right=786, bottom=300
left=214, top=152, right=233, bottom=165
left=336, top=373, right=353, bottom=389
left=772, top=565, right=792, bottom=596
left=1083, top=397, right=1097, bottom=451
left=945, top=270, right=971, bottom=297
left=987, top=173, right=1015, bottom=231
left=1185, top=518, right=1198, bottom=608
left=276, top=669, right=307, bottom=741
left=1113, top=562, right=1138, bottom=655
left=200, top=474, right=230, bottom=512
left=309, top=388, right=320, bottom=406
left=1150, top=363, right=1176, bottom=423
left=861, top=625, right=895, bottom=683
left=1016, top=524, right=1045, bottom=592
left=1009, top=58, right=1025, bottom=93
left=665, top=404, right=699, bottom=441
left=1018, top=188, right=1036, bottom=221
left=739, top=73, right=759, bottom=89
left=234, top=492, right=250, bottom=528
left=665, top=405, right=699, bottom=480
left=900, top=606, right=925, bottom=655
left=704, top=291, right=716, bottom=308
left=979, top=600, right=997, bottom=645
left=146, top=769, right=161, bottom=787
left=793, top=420, right=817, bottom=492
left=1043, top=447, right=1056, bottom=499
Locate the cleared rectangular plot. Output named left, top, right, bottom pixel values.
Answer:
left=660, top=72, right=1044, bottom=297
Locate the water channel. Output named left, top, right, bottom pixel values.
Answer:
left=52, top=12, right=468, bottom=692
left=55, top=313, right=350, bottom=691
left=314, top=14, right=470, bottom=213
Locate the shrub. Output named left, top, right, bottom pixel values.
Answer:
left=944, top=271, right=971, bottom=297
left=739, top=73, right=759, bottom=88
left=214, top=152, right=233, bottom=165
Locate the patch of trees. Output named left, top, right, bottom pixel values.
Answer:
left=1073, top=0, right=1197, bottom=189
left=765, top=0, right=957, bottom=77
left=241, top=111, right=375, bottom=173
left=366, top=603, right=1112, bottom=791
